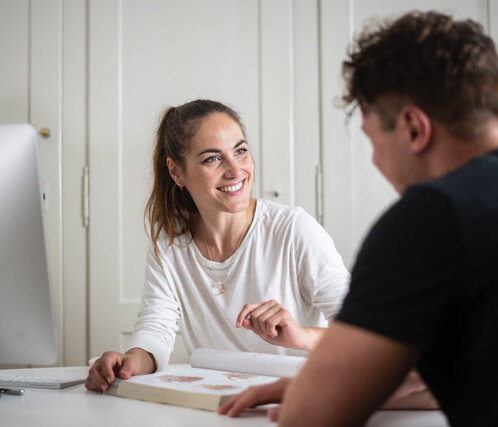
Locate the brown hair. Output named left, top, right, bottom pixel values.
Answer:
left=342, top=11, right=498, bottom=139
left=145, top=99, right=246, bottom=257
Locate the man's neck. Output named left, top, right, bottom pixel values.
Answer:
left=426, top=120, right=498, bottom=179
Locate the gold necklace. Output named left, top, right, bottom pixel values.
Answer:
left=201, top=218, right=249, bottom=295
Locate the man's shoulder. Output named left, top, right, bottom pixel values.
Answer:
left=371, top=185, right=452, bottom=237
left=414, top=149, right=498, bottom=217
left=425, top=149, right=498, bottom=191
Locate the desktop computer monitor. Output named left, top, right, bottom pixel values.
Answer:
left=0, top=124, right=58, bottom=365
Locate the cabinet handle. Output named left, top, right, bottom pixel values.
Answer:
left=315, top=164, right=323, bottom=225
left=38, top=128, right=51, bottom=138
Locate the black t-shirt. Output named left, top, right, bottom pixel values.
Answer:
left=337, top=149, right=498, bottom=426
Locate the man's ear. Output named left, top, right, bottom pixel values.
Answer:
left=166, top=158, right=184, bottom=187
left=399, top=106, right=432, bottom=154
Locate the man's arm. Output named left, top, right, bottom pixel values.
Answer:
left=279, top=321, right=419, bottom=427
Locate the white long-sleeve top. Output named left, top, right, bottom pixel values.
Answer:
left=128, top=199, right=350, bottom=370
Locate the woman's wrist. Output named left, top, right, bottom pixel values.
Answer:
left=298, top=327, right=327, bottom=352
left=126, top=347, right=157, bottom=374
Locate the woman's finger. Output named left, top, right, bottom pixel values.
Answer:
left=252, top=305, right=282, bottom=336
left=236, top=302, right=261, bottom=327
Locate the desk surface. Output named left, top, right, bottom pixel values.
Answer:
left=0, top=367, right=449, bottom=427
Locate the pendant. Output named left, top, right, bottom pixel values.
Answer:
left=217, top=281, right=225, bottom=294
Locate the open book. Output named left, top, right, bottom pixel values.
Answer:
left=105, top=348, right=307, bottom=411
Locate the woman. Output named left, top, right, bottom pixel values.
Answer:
left=85, top=99, right=350, bottom=392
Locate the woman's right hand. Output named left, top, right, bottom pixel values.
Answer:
left=85, top=347, right=156, bottom=392
left=236, top=300, right=325, bottom=351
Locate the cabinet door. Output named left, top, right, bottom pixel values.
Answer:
left=0, top=0, right=64, bottom=366
left=320, top=0, right=490, bottom=268
left=87, top=0, right=316, bottom=359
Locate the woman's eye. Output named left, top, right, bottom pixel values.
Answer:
left=236, top=148, right=248, bottom=155
left=202, top=155, right=220, bottom=164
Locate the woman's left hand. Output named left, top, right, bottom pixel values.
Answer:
left=236, top=300, right=324, bottom=351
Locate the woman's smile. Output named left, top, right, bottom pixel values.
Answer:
left=217, top=179, right=245, bottom=194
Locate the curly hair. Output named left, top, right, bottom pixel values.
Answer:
left=145, top=99, right=246, bottom=257
left=342, top=11, right=498, bottom=139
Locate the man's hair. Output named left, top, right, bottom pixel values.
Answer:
left=342, top=11, right=498, bottom=139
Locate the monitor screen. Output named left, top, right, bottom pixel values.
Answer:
left=0, top=124, right=58, bottom=365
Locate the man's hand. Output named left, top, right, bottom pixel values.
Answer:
left=85, top=347, right=156, bottom=392
left=218, top=377, right=291, bottom=418
left=236, top=300, right=325, bottom=351
left=218, top=369, right=436, bottom=420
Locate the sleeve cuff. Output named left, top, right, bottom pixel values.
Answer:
left=126, top=331, right=174, bottom=371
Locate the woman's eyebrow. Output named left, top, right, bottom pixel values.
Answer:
left=196, top=139, right=247, bottom=157
left=234, top=139, right=247, bottom=149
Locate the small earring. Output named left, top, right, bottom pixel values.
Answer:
left=178, top=184, right=183, bottom=191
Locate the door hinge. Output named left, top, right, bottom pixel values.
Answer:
left=315, top=164, right=323, bottom=225
left=82, top=165, right=89, bottom=227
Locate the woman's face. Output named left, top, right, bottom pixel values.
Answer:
left=172, top=112, right=254, bottom=216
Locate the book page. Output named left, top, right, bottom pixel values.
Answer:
left=190, top=348, right=307, bottom=377
left=123, top=365, right=278, bottom=395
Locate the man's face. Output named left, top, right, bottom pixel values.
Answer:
left=361, top=111, right=412, bottom=194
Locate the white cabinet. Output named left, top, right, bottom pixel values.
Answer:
left=0, top=0, right=66, bottom=366
left=1, top=0, right=496, bottom=364
left=0, top=0, right=88, bottom=367
left=87, top=0, right=321, bottom=358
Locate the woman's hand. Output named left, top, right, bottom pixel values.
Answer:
left=236, top=300, right=325, bottom=351
left=218, top=377, right=290, bottom=418
left=85, top=347, right=156, bottom=392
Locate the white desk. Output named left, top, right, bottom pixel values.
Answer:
left=0, top=367, right=449, bottom=427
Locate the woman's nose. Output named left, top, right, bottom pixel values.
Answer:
left=223, top=157, right=242, bottom=177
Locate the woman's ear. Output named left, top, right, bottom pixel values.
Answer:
left=166, top=158, right=184, bottom=187
left=400, top=106, right=432, bottom=154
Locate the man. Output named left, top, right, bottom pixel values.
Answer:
left=219, top=11, right=498, bottom=426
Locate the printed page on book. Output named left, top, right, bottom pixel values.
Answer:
left=190, top=348, right=307, bottom=377
left=119, top=364, right=278, bottom=395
